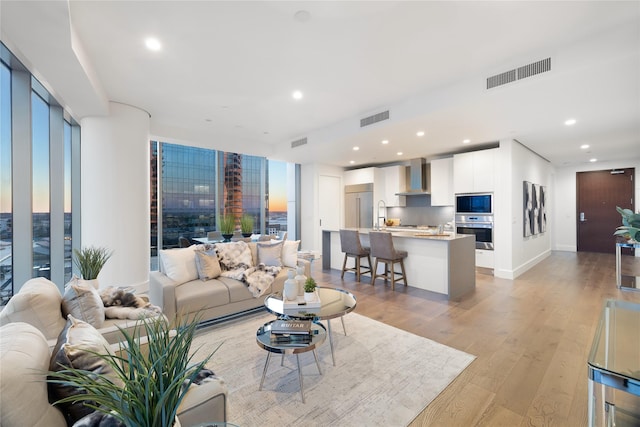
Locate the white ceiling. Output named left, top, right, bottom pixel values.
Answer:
left=2, top=1, right=639, bottom=167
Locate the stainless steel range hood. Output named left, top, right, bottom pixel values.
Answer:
left=396, top=158, right=430, bottom=195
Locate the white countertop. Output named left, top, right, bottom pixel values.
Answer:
left=338, top=227, right=467, bottom=242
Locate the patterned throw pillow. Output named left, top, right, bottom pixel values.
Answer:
left=194, top=248, right=222, bottom=280
left=61, top=276, right=106, bottom=328
left=257, top=240, right=284, bottom=267
left=214, top=241, right=253, bottom=270
left=48, top=315, right=122, bottom=424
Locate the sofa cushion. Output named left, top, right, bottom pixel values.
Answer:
left=282, top=240, right=300, bottom=268
left=0, top=322, right=67, bottom=427
left=176, top=279, right=231, bottom=314
left=160, top=247, right=199, bottom=285
left=48, top=315, right=122, bottom=424
left=194, top=249, right=222, bottom=280
left=62, top=276, right=105, bottom=328
left=214, top=241, right=253, bottom=270
left=257, top=240, right=284, bottom=267
left=0, top=277, right=67, bottom=341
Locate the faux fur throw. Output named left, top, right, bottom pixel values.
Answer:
left=99, top=287, right=162, bottom=320
left=221, top=263, right=281, bottom=298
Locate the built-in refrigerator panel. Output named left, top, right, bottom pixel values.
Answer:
left=345, top=183, right=374, bottom=228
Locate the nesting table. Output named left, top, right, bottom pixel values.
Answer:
left=263, top=286, right=357, bottom=366
left=588, top=299, right=640, bottom=426
left=256, top=319, right=326, bottom=403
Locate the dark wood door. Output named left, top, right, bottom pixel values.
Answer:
left=577, top=168, right=634, bottom=253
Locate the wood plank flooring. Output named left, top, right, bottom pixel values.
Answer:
left=311, top=251, right=640, bottom=426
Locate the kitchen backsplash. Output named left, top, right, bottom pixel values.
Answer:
left=386, top=194, right=455, bottom=227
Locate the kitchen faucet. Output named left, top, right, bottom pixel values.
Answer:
left=376, top=199, right=387, bottom=230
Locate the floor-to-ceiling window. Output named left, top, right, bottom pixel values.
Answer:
left=0, top=59, right=12, bottom=303
left=150, top=141, right=295, bottom=270
left=31, top=90, right=50, bottom=278
left=0, top=42, right=79, bottom=303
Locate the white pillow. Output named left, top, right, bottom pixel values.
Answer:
left=282, top=240, right=300, bottom=267
left=159, top=247, right=199, bottom=285
left=257, top=241, right=284, bottom=267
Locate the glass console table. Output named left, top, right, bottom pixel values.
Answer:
left=588, top=299, right=640, bottom=426
left=616, top=241, right=640, bottom=290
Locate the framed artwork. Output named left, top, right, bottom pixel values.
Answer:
left=532, top=183, right=540, bottom=235
left=539, top=185, right=547, bottom=233
left=523, top=181, right=533, bottom=237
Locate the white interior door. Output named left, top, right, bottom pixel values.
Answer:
left=319, top=175, right=341, bottom=248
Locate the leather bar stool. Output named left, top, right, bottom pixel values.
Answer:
left=339, top=229, right=372, bottom=281
left=369, top=231, right=408, bottom=290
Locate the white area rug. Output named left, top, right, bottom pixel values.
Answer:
left=192, top=312, right=475, bottom=427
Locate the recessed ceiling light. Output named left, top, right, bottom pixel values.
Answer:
left=397, top=152, right=403, bottom=156
left=416, top=131, right=425, bottom=137
left=381, top=140, right=389, bottom=145
left=292, top=90, right=303, bottom=100
left=349, top=160, right=355, bottom=164
left=590, top=158, right=597, bottom=162
left=294, top=10, right=311, bottom=22
left=463, top=139, right=470, bottom=144
left=205, top=118, right=212, bottom=122
left=145, top=37, right=162, bottom=51
left=580, top=144, right=590, bottom=149
left=565, top=118, right=577, bottom=126
left=353, top=146, right=359, bottom=151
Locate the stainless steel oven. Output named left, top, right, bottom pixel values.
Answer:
left=455, top=214, right=494, bottom=250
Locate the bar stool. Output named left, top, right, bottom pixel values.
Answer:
left=339, top=229, right=372, bottom=281
left=369, top=231, right=408, bottom=290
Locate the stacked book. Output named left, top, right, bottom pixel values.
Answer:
left=270, top=319, right=312, bottom=346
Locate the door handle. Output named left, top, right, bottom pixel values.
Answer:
left=579, top=212, right=587, bottom=222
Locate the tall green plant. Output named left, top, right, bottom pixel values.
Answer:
left=73, top=246, right=113, bottom=280
left=240, top=214, right=254, bottom=234
left=47, top=316, right=218, bottom=427
left=614, top=206, right=640, bottom=241
left=220, top=214, right=236, bottom=234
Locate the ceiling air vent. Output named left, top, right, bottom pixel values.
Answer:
left=487, top=57, right=551, bottom=89
left=360, top=110, right=389, bottom=127
left=291, top=137, right=308, bottom=148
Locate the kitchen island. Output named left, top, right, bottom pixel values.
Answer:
left=322, top=228, right=475, bottom=300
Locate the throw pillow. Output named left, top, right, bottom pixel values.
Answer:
left=214, top=241, right=253, bottom=270
left=257, top=240, right=284, bottom=267
left=48, top=315, right=122, bottom=424
left=159, top=246, right=199, bottom=285
left=282, top=239, right=300, bottom=268
left=194, top=249, right=222, bottom=280
left=62, top=276, right=106, bottom=328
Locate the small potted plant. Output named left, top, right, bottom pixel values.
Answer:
left=614, top=206, right=640, bottom=242
left=304, top=277, right=317, bottom=302
left=73, top=246, right=113, bottom=289
left=220, top=214, right=236, bottom=242
left=240, top=214, right=254, bottom=238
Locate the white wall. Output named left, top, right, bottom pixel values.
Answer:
left=553, top=159, right=640, bottom=252
left=80, top=102, right=151, bottom=290
left=494, top=140, right=554, bottom=279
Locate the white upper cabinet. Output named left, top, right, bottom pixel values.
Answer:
left=430, top=157, right=454, bottom=206
left=453, top=149, right=496, bottom=193
left=382, top=165, right=407, bottom=207
left=344, top=167, right=376, bottom=186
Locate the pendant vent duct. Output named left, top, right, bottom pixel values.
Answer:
left=291, top=137, right=308, bottom=148
left=360, top=110, right=390, bottom=127
left=487, top=57, right=551, bottom=89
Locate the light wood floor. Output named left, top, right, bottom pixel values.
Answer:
left=312, top=251, right=640, bottom=426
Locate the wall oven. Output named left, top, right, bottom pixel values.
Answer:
left=455, top=193, right=493, bottom=214
left=455, top=214, right=494, bottom=250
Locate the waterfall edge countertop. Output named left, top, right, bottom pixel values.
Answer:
left=322, top=229, right=476, bottom=299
